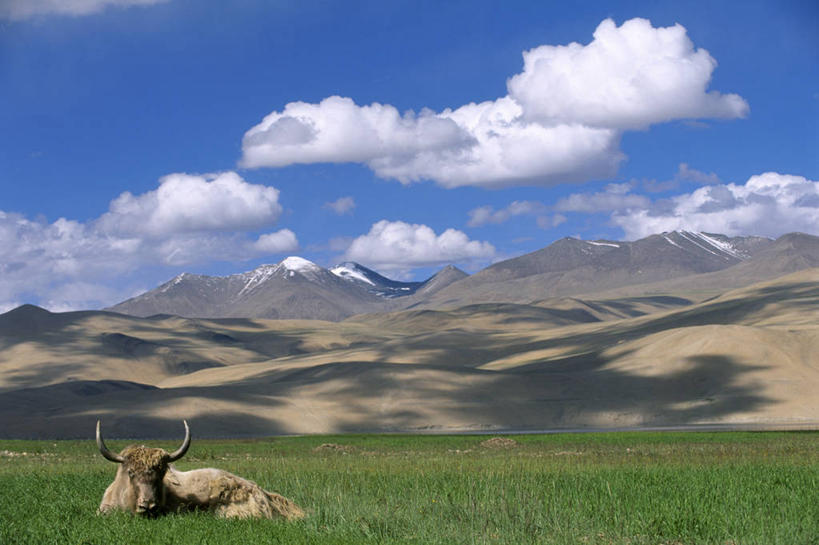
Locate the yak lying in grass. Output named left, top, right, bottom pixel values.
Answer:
left=96, top=420, right=304, bottom=520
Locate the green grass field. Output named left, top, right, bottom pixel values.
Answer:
left=0, top=431, right=817, bottom=544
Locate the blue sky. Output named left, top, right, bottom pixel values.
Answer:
left=1, top=0, right=817, bottom=311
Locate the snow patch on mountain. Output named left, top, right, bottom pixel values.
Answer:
left=281, top=256, right=321, bottom=272
left=331, top=263, right=376, bottom=286
left=161, top=273, right=188, bottom=293
left=678, top=231, right=736, bottom=260
left=663, top=234, right=683, bottom=249
left=330, top=261, right=426, bottom=297
left=693, top=232, right=745, bottom=259
left=236, top=264, right=279, bottom=296
left=587, top=241, right=620, bottom=248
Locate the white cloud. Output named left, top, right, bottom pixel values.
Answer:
left=97, top=171, right=283, bottom=237
left=0, top=211, right=139, bottom=311
left=467, top=200, right=546, bottom=227
left=241, top=18, right=746, bottom=189
left=507, top=18, right=748, bottom=129
left=0, top=0, right=169, bottom=20
left=241, top=97, right=474, bottom=170
left=254, top=229, right=299, bottom=253
left=367, top=98, right=622, bottom=188
left=324, top=196, right=356, bottom=215
left=555, top=183, right=650, bottom=213
left=0, top=172, right=296, bottom=311
left=612, top=172, right=819, bottom=239
left=344, top=220, right=496, bottom=272
left=241, top=95, right=620, bottom=191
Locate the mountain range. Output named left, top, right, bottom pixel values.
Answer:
left=2, top=229, right=819, bottom=438
left=108, top=231, right=819, bottom=321
left=108, top=256, right=467, bottom=321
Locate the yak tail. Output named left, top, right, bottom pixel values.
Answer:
left=266, top=491, right=306, bottom=520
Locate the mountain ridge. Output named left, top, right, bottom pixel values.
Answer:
left=103, top=231, right=817, bottom=321
left=415, top=231, right=780, bottom=308
left=107, top=257, right=465, bottom=321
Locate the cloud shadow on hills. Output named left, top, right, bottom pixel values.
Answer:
left=0, top=276, right=813, bottom=439
left=0, top=347, right=773, bottom=438
left=0, top=310, right=325, bottom=392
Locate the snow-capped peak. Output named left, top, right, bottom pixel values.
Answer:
left=330, top=262, right=375, bottom=286
left=280, top=256, right=321, bottom=272
left=234, top=257, right=325, bottom=296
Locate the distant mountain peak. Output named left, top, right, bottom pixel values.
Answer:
left=330, top=261, right=423, bottom=298
left=330, top=262, right=376, bottom=286
left=280, top=256, right=321, bottom=273
left=160, top=272, right=207, bottom=293
left=2, top=303, right=51, bottom=317
left=106, top=232, right=815, bottom=322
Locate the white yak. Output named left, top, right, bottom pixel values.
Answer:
left=96, top=420, right=305, bottom=520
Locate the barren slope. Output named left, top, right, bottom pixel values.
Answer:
left=0, top=269, right=817, bottom=438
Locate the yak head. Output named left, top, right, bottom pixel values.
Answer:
left=96, top=420, right=190, bottom=516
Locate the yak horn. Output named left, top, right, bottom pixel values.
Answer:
left=166, top=420, right=191, bottom=462
left=96, top=420, right=124, bottom=463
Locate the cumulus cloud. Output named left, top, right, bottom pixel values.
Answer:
left=507, top=18, right=748, bottom=129
left=343, top=220, right=496, bottom=272
left=467, top=201, right=546, bottom=227
left=241, top=18, right=746, bottom=189
left=254, top=229, right=299, bottom=253
left=98, top=171, right=283, bottom=237
left=0, top=172, right=296, bottom=311
left=0, top=211, right=140, bottom=310
left=324, top=196, right=356, bottom=215
left=242, top=97, right=474, bottom=170
left=0, top=0, right=169, bottom=20
left=612, top=172, right=819, bottom=239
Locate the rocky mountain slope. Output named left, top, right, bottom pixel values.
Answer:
left=107, top=231, right=819, bottom=320
left=108, top=257, right=465, bottom=321
left=414, top=231, right=781, bottom=308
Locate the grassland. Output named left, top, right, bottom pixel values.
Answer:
left=1, top=431, right=817, bottom=544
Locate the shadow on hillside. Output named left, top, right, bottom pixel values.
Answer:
left=0, top=279, right=813, bottom=438
left=0, top=379, right=294, bottom=439
left=271, top=353, right=770, bottom=432
left=366, top=280, right=819, bottom=370
left=0, top=349, right=772, bottom=438
left=0, top=311, right=323, bottom=392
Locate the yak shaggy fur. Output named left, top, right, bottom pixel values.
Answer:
left=99, top=445, right=305, bottom=520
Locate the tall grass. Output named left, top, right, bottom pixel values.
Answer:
left=0, top=432, right=817, bottom=544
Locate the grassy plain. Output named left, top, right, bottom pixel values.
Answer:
left=1, top=431, right=817, bottom=544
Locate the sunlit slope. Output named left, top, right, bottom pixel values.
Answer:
left=413, top=232, right=818, bottom=308
left=0, top=269, right=816, bottom=438
left=0, top=307, right=388, bottom=390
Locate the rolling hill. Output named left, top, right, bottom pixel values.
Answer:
left=1, top=266, right=817, bottom=438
